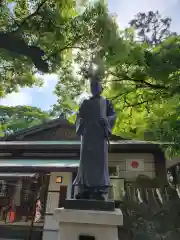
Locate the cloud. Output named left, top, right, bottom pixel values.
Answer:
left=0, top=74, right=59, bottom=108
left=35, top=73, right=59, bottom=90
left=0, top=91, right=32, bottom=106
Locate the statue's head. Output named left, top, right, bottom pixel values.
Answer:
left=90, top=78, right=103, bottom=97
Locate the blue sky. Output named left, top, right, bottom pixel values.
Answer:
left=1, top=0, right=180, bottom=111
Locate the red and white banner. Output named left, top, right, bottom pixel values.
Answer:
left=126, top=159, right=144, bottom=171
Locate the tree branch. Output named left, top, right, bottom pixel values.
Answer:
left=14, top=0, right=48, bottom=32
left=124, top=93, right=159, bottom=108
left=45, top=33, right=86, bottom=61
left=108, top=71, right=169, bottom=90
left=111, top=88, right=136, bottom=101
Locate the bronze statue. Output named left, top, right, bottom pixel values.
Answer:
left=73, top=65, right=116, bottom=200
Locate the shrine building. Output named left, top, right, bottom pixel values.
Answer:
left=0, top=117, right=167, bottom=240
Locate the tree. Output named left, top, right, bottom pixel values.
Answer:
left=129, top=11, right=173, bottom=45
left=54, top=10, right=180, bottom=109
left=108, top=12, right=180, bottom=155
left=0, top=105, right=50, bottom=136
left=53, top=1, right=129, bottom=116
left=54, top=21, right=180, bottom=110
left=52, top=9, right=180, bottom=157
left=142, top=97, right=180, bottom=158
left=0, top=0, right=113, bottom=97
left=109, top=94, right=179, bottom=157
left=104, top=34, right=180, bottom=156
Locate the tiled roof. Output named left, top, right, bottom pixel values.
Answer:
left=0, top=117, right=72, bottom=140
left=0, top=117, right=127, bottom=141
left=0, top=117, right=167, bottom=147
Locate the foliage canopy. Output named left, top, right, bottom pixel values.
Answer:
left=1, top=1, right=180, bottom=156
left=53, top=9, right=180, bottom=156
left=0, top=0, right=113, bottom=96
left=0, top=105, right=50, bottom=136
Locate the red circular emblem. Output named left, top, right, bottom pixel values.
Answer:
left=131, top=161, right=139, bottom=168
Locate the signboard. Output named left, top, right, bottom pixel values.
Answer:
left=126, top=159, right=144, bottom=172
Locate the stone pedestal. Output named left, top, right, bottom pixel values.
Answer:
left=54, top=208, right=123, bottom=240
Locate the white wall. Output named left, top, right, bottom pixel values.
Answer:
left=109, top=153, right=155, bottom=179
left=108, top=153, right=155, bottom=200
left=43, top=171, right=72, bottom=240
left=45, top=172, right=72, bottom=213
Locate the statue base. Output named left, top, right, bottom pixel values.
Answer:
left=64, top=199, right=115, bottom=211
left=53, top=208, right=123, bottom=240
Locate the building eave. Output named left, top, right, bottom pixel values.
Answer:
left=0, top=117, right=73, bottom=141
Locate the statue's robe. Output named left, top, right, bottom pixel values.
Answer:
left=73, top=95, right=116, bottom=195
